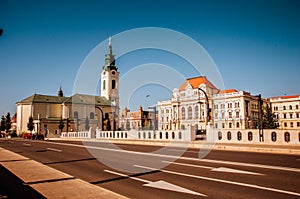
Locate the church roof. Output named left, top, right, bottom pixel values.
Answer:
left=18, top=94, right=66, bottom=104
left=17, top=93, right=112, bottom=106
left=179, top=76, right=217, bottom=91
left=63, top=94, right=112, bottom=106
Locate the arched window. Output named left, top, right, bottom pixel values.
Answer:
left=289, top=105, right=292, bottom=110
left=248, top=132, right=253, bottom=141
left=178, top=132, right=182, bottom=139
left=237, top=131, right=242, bottom=141
left=188, top=106, right=192, bottom=119
left=181, top=107, right=185, bottom=120
left=283, top=106, right=286, bottom=110
left=271, top=132, right=277, bottom=142
left=74, top=111, right=78, bottom=118
left=195, top=105, right=199, bottom=119
left=218, top=131, right=222, bottom=140
left=103, top=80, right=106, bottom=90
left=227, top=131, right=232, bottom=140
left=284, top=132, right=290, bottom=142
left=112, top=79, right=116, bottom=89
left=90, top=112, right=94, bottom=119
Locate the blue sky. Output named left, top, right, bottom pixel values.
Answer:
left=0, top=0, right=299, bottom=116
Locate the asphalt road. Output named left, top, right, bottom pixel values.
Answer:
left=0, top=139, right=299, bottom=199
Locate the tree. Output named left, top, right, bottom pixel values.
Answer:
left=5, top=112, right=11, bottom=133
left=106, top=117, right=111, bottom=131
left=126, top=119, right=131, bottom=131
left=0, top=115, right=5, bottom=131
left=27, top=116, right=34, bottom=133
left=58, top=117, right=65, bottom=132
left=262, top=104, right=278, bottom=129
left=85, top=116, right=90, bottom=131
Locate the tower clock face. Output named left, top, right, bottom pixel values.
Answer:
left=112, top=71, right=115, bottom=75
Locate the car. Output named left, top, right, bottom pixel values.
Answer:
left=22, top=133, right=32, bottom=139
left=32, top=133, right=44, bottom=140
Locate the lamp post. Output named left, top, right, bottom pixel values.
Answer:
left=257, top=94, right=264, bottom=142
left=198, top=88, right=210, bottom=124
left=148, top=106, right=156, bottom=132
left=95, top=106, right=104, bottom=131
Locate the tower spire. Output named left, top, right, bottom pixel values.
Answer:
left=103, top=37, right=117, bottom=71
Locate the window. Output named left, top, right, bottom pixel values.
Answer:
left=283, top=106, right=286, bottom=110
left=271, top=132, right=277, bottom=142
left=284, top=132, right=290, bottom=142
left=229, top=112, right=232, bottom=118
left=283, top=113, right=287, bottom=119
left=103, top=80, right=106, bottom=90
left=229, top=123, right=232, bottom=128
left=296, top=105, right=299, bottom=109
left=112, top=80, right=116, bottom=89
left=74, top=111, right=78, bottom=118
left=296, top=113, right=299, bottom=118
left=222, top=123, right=225, bottom=128
left=236, top=122, right=240, bottom=128
left=290, top=113, right=293, bottom=119
left=221, top=112, right=225, bottom=119
left=297, top=122, right=300, bottom=127
left=218, top=131, right=222, bottom=140
left=290, top=122, right=293, bottom=128
left=284, top=122, right=287, bottom=127
left=166, top=132, right=168, bottom=139
left=172, top=132, right=175, bottom=139
left=289, top=105, right=292, bottom=110
left=237, top=131, right=242, bottom=141
left=138, top=132, right=141, bottom=139
left=148, top=132, right=151, bottom=139
left=90, top=112, right=94, bottom=119
left=248, top=132, right=253, bottom=141
left=236, top=111, right=240, bottom=118
left=159, top=132, right=162, bottom=139
left=179, top=132, right=182, bottom=139
left=195, top=105, right=199, bottom=119
left=227, top=131, right=232, bottom=140
left=215, top=113, right=218, bottom=119
left=181, top=107, right=185, bottom=120
left=188, top=106, right=192, bottom=120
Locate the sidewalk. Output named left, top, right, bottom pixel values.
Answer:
left=49, top=138, right=300, bottom=155
left=0, top=147, right=128, bottom=199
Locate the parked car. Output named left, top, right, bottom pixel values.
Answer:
left=22, top=133, right=32, bottom=139
left=32, top=133, right=44, bottom=140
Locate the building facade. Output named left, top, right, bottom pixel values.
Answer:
left=16, top=38, right=119, bottom=135
left=158, top=76, right=263, bottom=132
left=270, top=95, right=300, bottom=129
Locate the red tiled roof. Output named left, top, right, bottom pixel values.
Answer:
left=179, top=76, right=217, bottom=91
left=270, top=95, right=300, bottom=100
left=218, top=89, right=238, bottom=94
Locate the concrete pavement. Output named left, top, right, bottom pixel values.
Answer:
left=0, top=147, right=127, bottom=199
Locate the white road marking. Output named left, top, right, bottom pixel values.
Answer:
left=105, top=170, right=206, bottom=196
left=23, top=143, right=31, bottom=146
left=163, top=161, right=264, bottom=175
left=38, top=140, right=300, bottom=173
left=167, top=149, right=198, bottom=154
left=46, top=148, right=62, bottom=152
left=135, top=165, right=300, bottom=197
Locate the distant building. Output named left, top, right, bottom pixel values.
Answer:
left=119, top=106, right=156, bottom=131
left=270, top=95, right=300, bottom=129
left=158, top=76, right=262, bottom=132
left=16, top=38, right=119, bottom=135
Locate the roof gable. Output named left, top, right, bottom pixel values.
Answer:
left=179, top=76, right=217, bottom=91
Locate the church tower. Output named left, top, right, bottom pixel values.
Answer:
left=101, top=37, right=119, bottom=115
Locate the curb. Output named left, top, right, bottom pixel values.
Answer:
left=0, top=147, right=128, bottom=199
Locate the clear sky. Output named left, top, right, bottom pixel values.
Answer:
left=0, top=0, right=299, bottom=116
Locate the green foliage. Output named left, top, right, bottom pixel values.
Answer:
left=125, top=119, right=130, bottom=131
left=262, top=104, right=278, bottom=129
left=106, top=117, right=111, bottom=131
left=0, top=115, right=5, bottom=131
left=58, top=117, right=65, bottom=132
left=27, top=116, right=34, bottom=132
left=85, top=116, right=90, bottom=131
left=5, top=112, right=11, bottom=133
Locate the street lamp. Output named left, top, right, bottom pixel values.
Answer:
left=148, top=106, right=156, bottom=132
left=198, top=88, right=210, bottom=124
left=257, top=94, right=264, bottom=142
left=95, top=106, right=104, bottom=131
